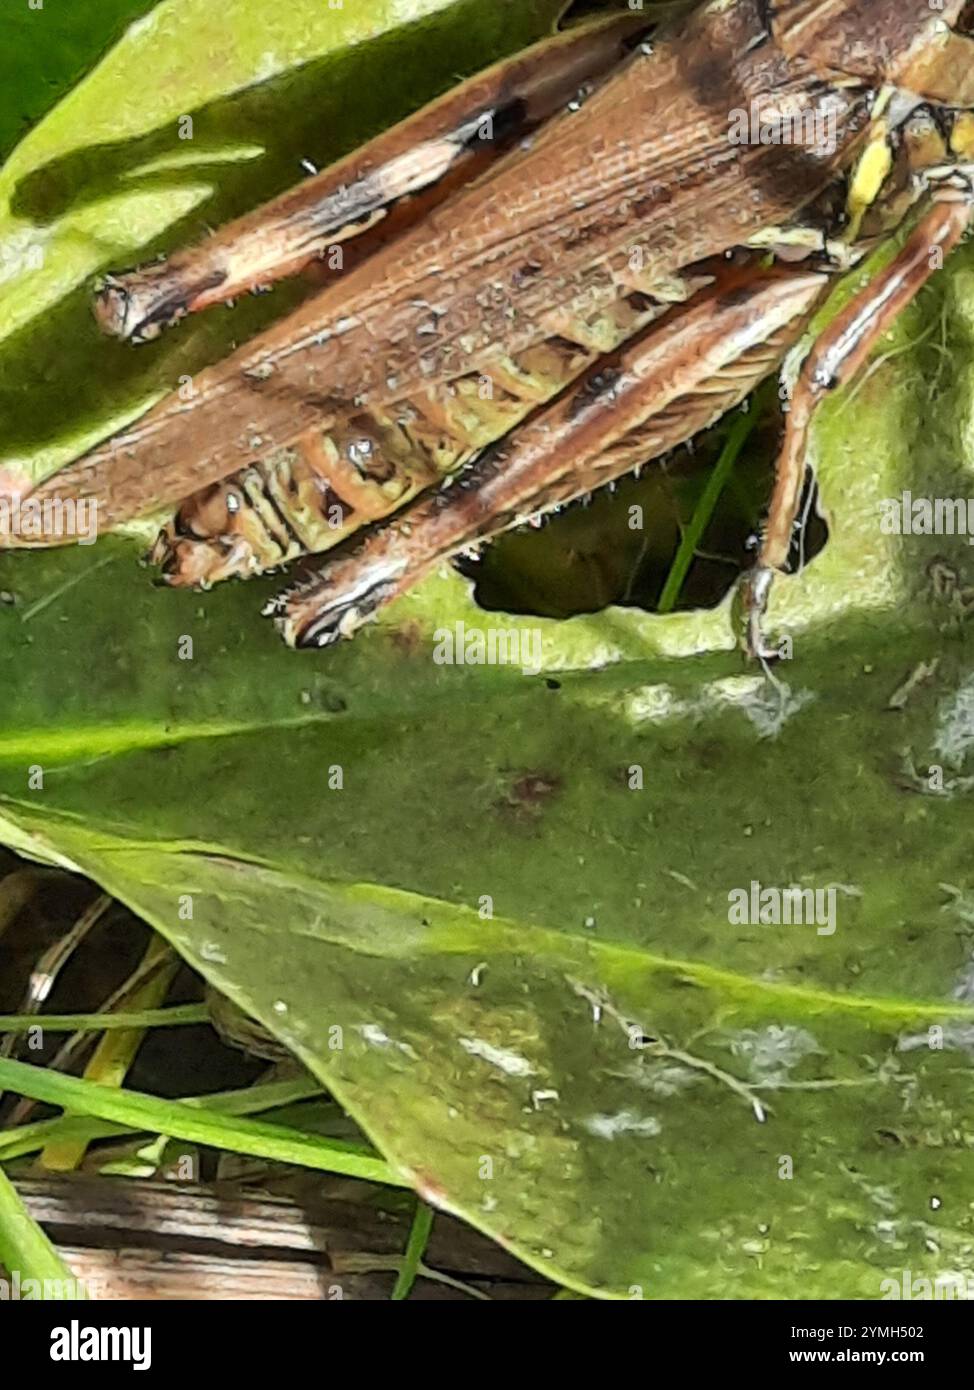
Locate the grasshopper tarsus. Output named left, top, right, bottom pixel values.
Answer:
left=740, top=566, right=780, bottom=664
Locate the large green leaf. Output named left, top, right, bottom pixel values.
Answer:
left=4, top=0, right=974, bottom=1298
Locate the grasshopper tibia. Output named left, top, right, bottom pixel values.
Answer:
left=744, top=178, right=974, bottom=661
left=270, top=265, right=828, bottom=650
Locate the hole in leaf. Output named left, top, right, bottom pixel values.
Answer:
left=464, top=394, right=828, bottom=621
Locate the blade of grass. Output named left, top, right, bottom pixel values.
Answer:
left=0, top=1003, right=209, bottom=1032
left=0, top=1165, right=84, bottom=1295
left=40, top=936, right=176, bottom=1171
left=0, top=1057, right=404, bottom=1186
left=0, top=1075, right=324, bottom=1162
left=656, top=400, right=762, bottom=615
left=5, top=940, right=178, bottom=1127
left=391, top=1202, right=435, bottom=1301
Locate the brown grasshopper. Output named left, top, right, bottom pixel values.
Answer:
left=5, top=0, right=974, bottom=657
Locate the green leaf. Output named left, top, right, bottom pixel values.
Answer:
left=0, top=1166, right=84, bottom=1296
left=3, top=0, right=974, bottom=1300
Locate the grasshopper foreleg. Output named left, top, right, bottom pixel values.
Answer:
left=743, top=176, right=974, bottom=660
left=269, top=265, right=828, bottom=649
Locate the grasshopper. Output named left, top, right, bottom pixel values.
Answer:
left=5, top=0, right=974, bottom=656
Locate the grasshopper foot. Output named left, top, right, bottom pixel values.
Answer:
left=740, top=565, right=782, bottom=663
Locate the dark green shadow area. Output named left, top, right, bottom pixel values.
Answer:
left=0, top=0, right=160, bottom=162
